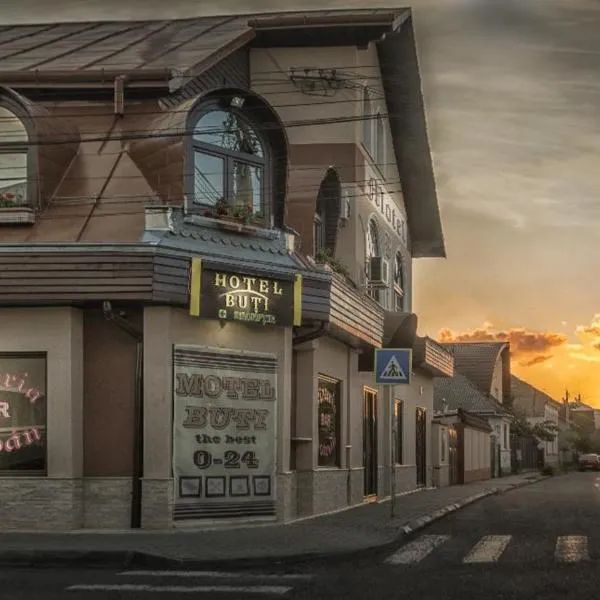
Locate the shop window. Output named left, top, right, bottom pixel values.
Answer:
left=393, top=399, right=404, bottom=465
left=0, top=106, right=29, bottom=210
left=0, top=353, right=47, bottom=475
left=317, top=375, right=341, bottom=468
left=190, top=97, right=267, bottom=223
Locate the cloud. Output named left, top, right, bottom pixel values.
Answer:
left=575, top=314, right=600, bottom=349
left=520, top=355, right=552, bottom=367
left=438, top=322, right=567, bottom=357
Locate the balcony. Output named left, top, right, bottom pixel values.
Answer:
left=413, top=336, right=454, bottom=378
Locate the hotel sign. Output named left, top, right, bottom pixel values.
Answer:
left=189, top=258, right=302, bottom=327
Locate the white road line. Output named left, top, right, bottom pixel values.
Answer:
left=66, top=584, right=292, bottom=595
left=555, top=535, right=589, bottom=563
left=385, top=534, right=451, bottom=565
left=463, top=535, right=512, bottom=564
left=119, top=570, right=312, bottom=581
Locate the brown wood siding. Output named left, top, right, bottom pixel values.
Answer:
left=83, top=308, right=138, bottom=477
left=0, top=252, right=154, bottom=303
left=329, top=273, right=383, bottom=347
left=160, top=48, right=250, bottom=109
left=152, top=254, right=190, bottom=304
left=301, top=276, right=330, bottom=322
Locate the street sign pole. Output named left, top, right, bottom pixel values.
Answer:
left=389, top=387, right=396, bottom=519
left=374, top=348, right=412, bottom=522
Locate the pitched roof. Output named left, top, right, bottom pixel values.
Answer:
left=440, top=341, right=509, bottom=399
left=434, top=373, right=508, bottom=417
left=510, top=375, right=560, bottom=417
left=0, top=11, right=403, bottom=83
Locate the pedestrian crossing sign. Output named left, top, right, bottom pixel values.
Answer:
left=375, top=348, right=412, bottom=385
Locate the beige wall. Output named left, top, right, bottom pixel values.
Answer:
left=431, top=422, right=450, bottom=487
left=142, top=306, right=293, bottom=528
left=0, top=307, right=83, bottom=530
left=250, top=44, right=411, bottom=313
left=464, top=428, right=491, bottom=473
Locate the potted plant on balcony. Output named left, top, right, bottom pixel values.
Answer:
left=203, top=198, right=263, bottom=233
left=314, top=247, right=350, bottom=278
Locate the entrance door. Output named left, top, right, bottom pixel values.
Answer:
left=363, top=388, right=378, bottom=498
left=448, top=426, right=459, bottom=485
left=415, top=407, right=427, bottom=486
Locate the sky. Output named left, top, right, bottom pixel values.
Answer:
left=0, top=0, right=598, bottom=403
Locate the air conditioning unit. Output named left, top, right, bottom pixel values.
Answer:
left=368, top=256, right=390, bottom=287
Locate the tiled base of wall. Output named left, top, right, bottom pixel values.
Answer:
left=140, top=478, right=174, bottom=530
left=83, top=478, right=131, bottom=529
left=0, top=477, right=82, bottom=531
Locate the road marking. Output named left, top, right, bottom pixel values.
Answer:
left=463, top=535, right=511, bottom=564
left=119, top=570, right=312, bottom=581
left=66, top=584, right=292, bottom=595
left=555, top=536, right=589, bottom=563
left=385, top=534, right=451, bottom=565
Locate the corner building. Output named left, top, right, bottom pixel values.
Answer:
left=0, top=9, right=451, bottom=530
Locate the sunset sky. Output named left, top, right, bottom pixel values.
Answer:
left=1, top=0, right=598, bottom=403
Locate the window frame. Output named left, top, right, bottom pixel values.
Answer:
left=366, top=217, right=381, bottom=303
left=393, top=251, right=404, bottom=311
left=0, top=102, right=36, bottom=216
left=362, top=86, right=374, bottom=157
left=317, top=374, right=342, bottom=468
left=375, top=111, right=385, bottom=172
left=187, top=98, right=270, bottom=223
left=0, top=351, right=47, bottom=477
left=393, top=399, right=404, bottom=465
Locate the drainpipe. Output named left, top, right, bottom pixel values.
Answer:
left=102, top=301, right=144, bottom=529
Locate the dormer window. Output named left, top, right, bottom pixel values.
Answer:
left=0, top=106, right=28, bottom=211
left=191, top=97, right=267, bottom=223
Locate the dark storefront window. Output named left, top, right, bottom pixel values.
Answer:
left=0, top=353, right=47, bottom=475
left=317, top=375, right=341, bottom=468
left=393, top=399, right=404, bottom=465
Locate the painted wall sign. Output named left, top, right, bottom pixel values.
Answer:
left=172, top=345, right=278, bottom=521
left=188, top=258, right=302, bottom=327
left=0, top=355, right=46, bottom=472
left=367, top=177, right=408, bottom=247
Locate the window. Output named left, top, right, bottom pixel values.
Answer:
left=441, top=428, right=447, bottom=463
left=0, top=106, right=28, bottom=209
left=0, top=353, right=47, bottom=475
left=375, top=112, right=385, bottom=172
left=393, top=399, right=404, bottom=465
left=393, top=252, right=404, bottom=311
left=191, top=98, right=266, bottom=220
left=366, top=218, right=381, bottom=303
left=362, top=87, right=373, bottom=157
left=317, top=375, right=341, bottom=468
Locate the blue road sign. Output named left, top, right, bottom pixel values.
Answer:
left=374, top=348, right=412, bottom=385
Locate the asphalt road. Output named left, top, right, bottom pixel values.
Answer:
left=0, top=471, right=598, bottom=599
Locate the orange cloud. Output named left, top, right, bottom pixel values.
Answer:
left=436, top=317, right=600, bottom=406
left=438, top=323, right=567, bottom=358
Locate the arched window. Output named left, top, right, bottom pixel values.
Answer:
left=366, top=218, right=381, bottom=302
left=191, top=97, right=267, bottom=221
left=314, top=202, right=325, bottom=255
left=375, top=112, right=385, bottom=172
left=362, top=87, right=373, bottom=157
left=0, top=105, right=28, bottom=209
left=394, top=251, right=405, bottom=312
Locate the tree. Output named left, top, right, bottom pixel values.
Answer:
left=508, top=404, right=558, bottom=443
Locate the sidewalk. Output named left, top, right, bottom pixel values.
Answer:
left=0, top=472, right=552, bottom=569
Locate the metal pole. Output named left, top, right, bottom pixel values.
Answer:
left=390, top=388, right=396, bottom=519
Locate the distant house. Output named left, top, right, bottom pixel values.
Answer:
left=434, top=372, right=511, bottom=478
left=510, top=376, right=559, bottom=467
left=439, top=341, right=512, bottom=474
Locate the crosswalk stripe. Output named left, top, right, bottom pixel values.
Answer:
left=66, top=584, right=293, bottom=595
left=555, top=536, right=589, bottom=563
left=463, top=535, right=512, bottom=564
left=385, top=534, right=451, bottom=565
left=118, top=570, right=312, bottom=581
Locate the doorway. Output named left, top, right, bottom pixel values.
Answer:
left=363, top=387, right=378, bottom=498
left=448, top=426, right=459, bottom=485
left=415, top=407, right=427, bottom=486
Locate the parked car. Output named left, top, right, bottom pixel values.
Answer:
left=578, top=453, right=600, bottom=471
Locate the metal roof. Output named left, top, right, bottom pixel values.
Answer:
left=434, top=373, right=508, bottom=417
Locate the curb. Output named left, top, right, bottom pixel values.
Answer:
left=0, top=475, right=553, bottom=570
